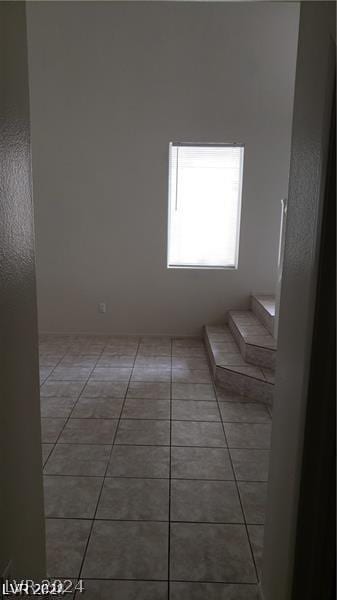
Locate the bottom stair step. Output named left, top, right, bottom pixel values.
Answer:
left=204, top=325, right=274, bottom=405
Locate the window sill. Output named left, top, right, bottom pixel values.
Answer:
left=167, top=264, right=237, bottom=270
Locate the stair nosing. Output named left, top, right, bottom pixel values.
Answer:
left=204, top=325, right=274, bottom=385
left=216, top=364, right=274, bottom=386
left=245, top=340, right=276, bottom=351
left=252, top=294, right=276, bottom=318
left=228, top=310, right=276, bottom=350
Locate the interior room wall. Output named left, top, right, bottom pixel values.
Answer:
left=27, top=1, right=299, bottom=335
left=0, top=1, right=46, bottom=579
left=261, top=2, right=336, bottom=599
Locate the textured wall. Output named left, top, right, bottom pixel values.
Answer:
left=27, top=1, right=299, bottom=335
left=0, top=1, right=45, bottom=578
left=262, top=3, right=336, bottom=599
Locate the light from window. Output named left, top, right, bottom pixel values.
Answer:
left=167, top=143, right=244, bottom=269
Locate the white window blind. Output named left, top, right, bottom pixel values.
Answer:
left=167, top=143, right=244, bottom=268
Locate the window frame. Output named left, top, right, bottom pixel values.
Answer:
left=167, top=141, right=245, bottom=270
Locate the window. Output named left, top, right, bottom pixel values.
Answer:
left=167, top=143, right=244, bottom=269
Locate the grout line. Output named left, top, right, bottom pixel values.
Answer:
left=39, top=341, right=106, bottom=582
left=43, top=440, right=270, bottom=450
left=77, top=336, right=141, bottom=581
left=41, top=414, right=270, bottom=424
left=43, top=473, right=267, bottom=483
left=213, top=381, right=261, bottom=584
left=40, top=335, right=268, bottom=591
left=45, top=515, right=263, bottom=526
left=42, top=416, right=271, bottom=424
left=40, top=348, right=73, bottom=464
left=43, top=341, right=108, bottom=580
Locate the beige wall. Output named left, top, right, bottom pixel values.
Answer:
left=27, top=1, right=299, bottom=335
left=0, top=1, right=46, bottom=579
left=262, top=2, right=336, bottom=599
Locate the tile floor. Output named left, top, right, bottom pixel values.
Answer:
left=39, top=334, right=272, bottom=599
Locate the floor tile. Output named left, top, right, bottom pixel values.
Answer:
left=81, top=520, right=168, bottom=579
left=225, top=365, right=264, bottom=380
left=172, top=400, right=220, bottom=422
left=115, top=419, right=170, bottom=446
left=40, top=366, right=54, bottom=384
left=46, top=518, right=91, bottom=578
left=107, top=445, right=170, bottom=478
left=216, top=389, right=252, bottom=403
left=42, top=443, right=54, bottom=465
left=224, top=423, right=272, bottom=449
left=121, top=399, right=170, bottom=420
left=171, top=447, right=234, bottom=480
left=59, top=353, right=98, bottom=366
left=213, top=342, right=242, bottom=355
left=172, top=369, right=212, bottom=384
left=96, top=355, right=135, bottom=367
left=42, top=580, right=77, bottom=599
left=81, top=381, right=128, bottom=398
left=96, top=478, right=169, bottom=520
left=172, top=347, right=207, bottom=357
left=71, top=398, right=123, bottom=419
left=262, top=369, right=275, bottom=384
left=172, top=357, right=210, bottom=370
left=172, top=337, right=204, bottom=348
left=40, top=396, right=77, bottom=418
left=140, top=336, right=171, bottom=345
left=247, top=337, right=275, bottom=349
left=171, top=480, right=243, bottom=523
left=44, top=444, right=112, bottom=476
left=170, top=523, right=256, bottom=582
left=75, top=580, right=168, bottom=599
left=172, top=384, right=216, bottom=401
left=59, top=419, right=117, bottom=444
left=212, top=334, right=238, bottom=354
left=40, top=381, right=84, bottom=398
left=247, top=525, right=264, bottom=579
left=238, top=482, right=267, bottom=524
left=171, top=421, right=226, bottom=447
left=230, top=449, right=270, bottom=482
left=61, top=356, right=94, bottom=366
left=41, top=418, right=67, bottom=443
left=44, top=475, right=102, bottom=518
left=170, top=582, right=260, bottom=599
left=40, top=334, right=270, bottom=592
left=127, top=382, right=171, bottom=399
left=49, top=367, right=92, bottom=381
left=131, top=368, right=171, bottom=382
left=90, top=367, right=132, bottom=382
left=137, top=344, right=171, bottom=357
left=104, top=345, right=138, bottom=355
left=134, top=356, right=171, bottom=369
left=219, top=402, right=271, bottom=424
left=215, top=353, right=247, bottom=367
left=39, top=354, right=64, bottom=367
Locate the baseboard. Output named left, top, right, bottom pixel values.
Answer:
left=38, top=330, right=204, bottom=338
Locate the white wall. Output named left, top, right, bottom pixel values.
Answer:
left=27, top=1, right=299, bottom=335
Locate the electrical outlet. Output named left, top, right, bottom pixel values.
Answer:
left=98, top=302, right=106, bottom=314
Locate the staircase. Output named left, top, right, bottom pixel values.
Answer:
left=204, top=295, right=276, bottom=405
